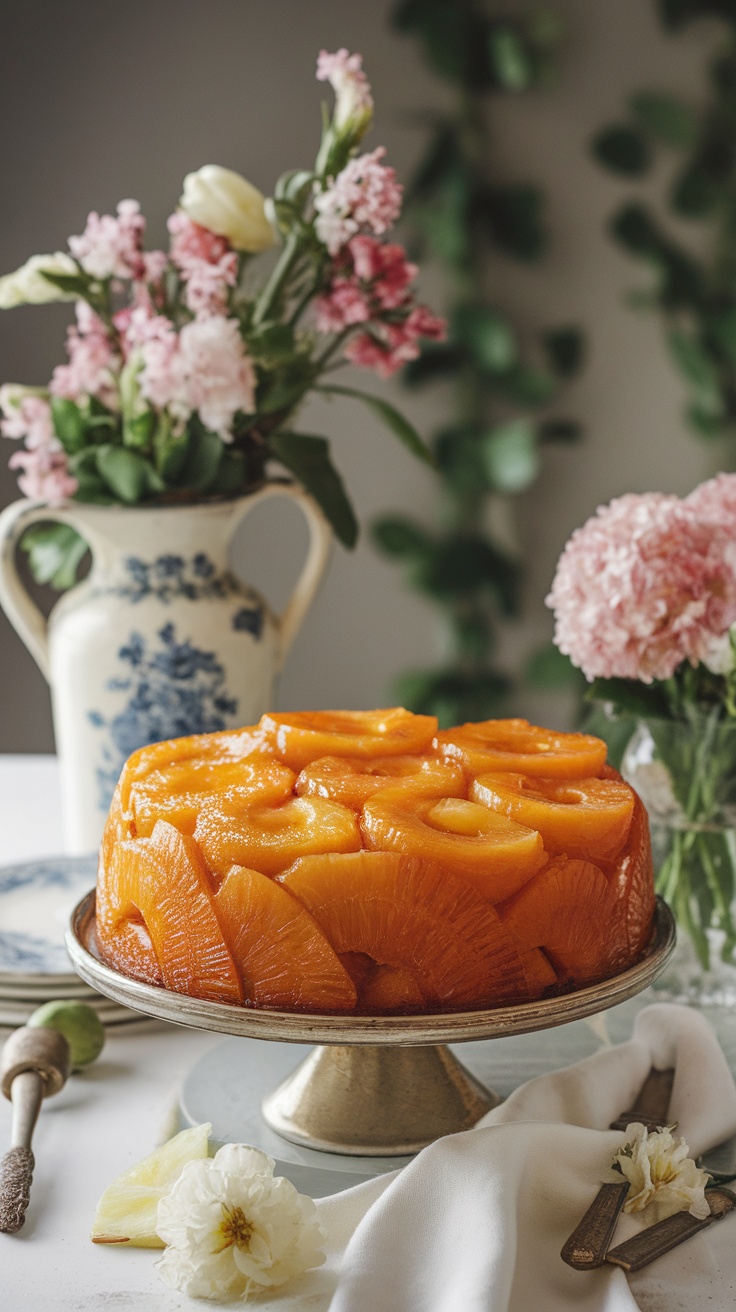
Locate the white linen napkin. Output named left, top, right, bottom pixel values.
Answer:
left=263, top=1003, right=736, bottom=1312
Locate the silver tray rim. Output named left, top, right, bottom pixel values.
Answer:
left=66, top=890, right=675, bottom=1047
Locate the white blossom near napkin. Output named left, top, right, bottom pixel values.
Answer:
left=261, top=1004, right=736, bottom=1312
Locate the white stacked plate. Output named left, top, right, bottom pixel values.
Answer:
left=0, top=854, right=156, bottom=1030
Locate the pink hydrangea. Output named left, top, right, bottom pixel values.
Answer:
left=316, top=49, right=373, bottom=132
left=50, top=302, right=120, bottom=408
left=8, top=448, right=77, bottom=504
left=167, top=213, right=238, bottom=316
left=546, top=492, right=736, bottom=683
left=175, top=316, right=256, bottom=438
left=686, top=472, right=736, bottom=530
left=69, top=200, right=146, bottom=281
left=134, top=311, right=255, bottom=439
left=314, top=149, right=402, bottom=255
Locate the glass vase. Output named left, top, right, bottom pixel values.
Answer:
left=621, top=713, right=736, bottom=1006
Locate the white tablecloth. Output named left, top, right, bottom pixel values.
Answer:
left=1, top=757, right=735, bottom=1311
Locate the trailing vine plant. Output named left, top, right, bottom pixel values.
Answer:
left=593, top=0, right=736, bottom=452
left=372, top=0, right=584, bottom=727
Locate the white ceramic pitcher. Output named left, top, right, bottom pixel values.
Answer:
left=0, top=485, right=332, bottom=854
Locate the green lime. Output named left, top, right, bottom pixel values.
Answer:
left=27, top=1000, right=106, bottom=1069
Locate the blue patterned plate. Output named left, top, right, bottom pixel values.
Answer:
left=0, top=854, right=98, bottom=980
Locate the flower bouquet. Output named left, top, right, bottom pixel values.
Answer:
left=547, top=474, right=736, bottom=984
left=0, top=48, right=444, bottom=588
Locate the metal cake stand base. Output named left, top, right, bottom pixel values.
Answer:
left=67, top=892, right=676, bottom=1194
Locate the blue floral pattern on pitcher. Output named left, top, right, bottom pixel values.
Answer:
left=107, top=552, right=244, bottom=604
left=88, top=622, right=239, bottom=811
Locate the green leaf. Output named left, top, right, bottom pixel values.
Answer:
left=543, top=327, right=584, bottom=378
left=153, top=420, right=190, bottom=483
left=412, top=533, right=521, bottom=613
left=452, top=305, right=516, bottom=374
left=95, top=446, right=152, bottom=503
left=19, top=522, right=89, bottom=590
left=393, top=666, right=511, bottom=727
left=419, top=204, right=470, bottom=268
left=50, top=397, right=86, bottom=454
left=316, top=384, right=433, bottom=465
left=475, top=185, right=546, bottom=262
left=671, top=165, right=718, bottom=217
left=483, top=419, right=539, bottom=492
left=36, top=270, right=90, bottom=298
left=707, top=307, right=736, bottom=364
left=122, top=409, right=155, bottom=450
left=488, top=24, right=534, bottom=90
left=248, top=321, right=296, bottom=364
left=401, top=345, right=464, bottom=388
left=372, top=516, right=432, bottom=559
left=268, top=430, right=358, bottom=548
left=434, top=424, right=488, bottom=494
left=585, top=676, right=670, bottom=720
left=667, top=329, right=724, bottom=417
left=526, top=643, right=585, bottom=690
left=209, top=449, right=247, bottom=497
left=610, top=203, right=663, bottom=257
left=538, top=418, right=582, bottom=443
left=592, top=125, right=650, bottom=176
left=393, top=0, right=490, bottom=89
left=175, top=425, right=225, bottom=492
left=631, top=92, right=698, bottom=148
left=406, top=123, right=462, bottom=203
left=496, top=364, right=556, bottom=406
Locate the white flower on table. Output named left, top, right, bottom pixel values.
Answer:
left=155, top=1143, right=325, bottom=1301
left=606, top=1122, right=711, bottom=1224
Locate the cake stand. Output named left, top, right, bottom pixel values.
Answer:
left=67, top=893, right=675, bottom=1194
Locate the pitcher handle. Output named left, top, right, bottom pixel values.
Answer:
left=232, top=483, right=333, bottom=672
left=0, top=498, right=93, bottom=682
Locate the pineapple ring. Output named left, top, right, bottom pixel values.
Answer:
left=194, top=795, right=361, bottom=878
left=436, top=718, right=607, bottom=779
left=361, top=792, right=545, bottom=902
left=128, top=759, right=295, bottom=838
left=257, top=707, right=437, bottom=769
left=295, top=753, right=465, bottom=810
left=470, top=772, right=634, bottom=861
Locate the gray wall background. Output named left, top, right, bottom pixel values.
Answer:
left=0, top=0, right=725, bottom=750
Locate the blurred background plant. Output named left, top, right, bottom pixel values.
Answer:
left=593, top=0, right=736, bottom=456
left=372, top=0, right=584, bottom=728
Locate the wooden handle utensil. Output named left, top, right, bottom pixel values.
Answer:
left=605, top=1187, right=736, bottom=1272
left=561, top=1066, right=674, bottom=1270
left=0, top=1026, right=70, bottom=1233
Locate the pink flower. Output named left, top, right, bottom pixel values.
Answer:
left=0, top=394, right=56, bottom=450
left=314, top=278, right=370, bottom=332
left=175, top=316, right=256, bottom=438
left=135, top=311, right=255, bottom=440
left=316, top=49, right=373, bottom=133
left=8, top=448, right=77, bottom=504
left=167, top=212, right=238, bottom=316
left=546, top=492, right=736, bottom=683
left=344, top=309, right=445, bottom=378
left=50, top=302, right=120, bottom=408
left=314, top=148, right=402, bottom=255
left=69, top=199, right=146, bottom=281
left=686, top=473, right=736, bottom=531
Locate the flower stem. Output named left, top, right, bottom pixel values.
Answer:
left=252, top=232, right=302, bottom=327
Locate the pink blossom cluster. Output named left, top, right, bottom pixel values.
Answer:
left=0, top=392, right=77, bottom=504
left=69, top=200, right=146, bottom=281
left=546, top=481, right=736, bottom=683
left=167, top=213, right=238, bottom=316
left=315, top=236, right=445, bottom=377
left=121, top=308, right=255, bottom=440
left=316, top=49, right=373, bottom=130
left=51, top=302, right=121, bottom=409
left=314, top=148, right=402, bottom=255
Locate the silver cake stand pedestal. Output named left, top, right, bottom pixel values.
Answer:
left=67, top=893, right=675, bottom=1195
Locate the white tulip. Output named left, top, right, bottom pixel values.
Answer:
left=0, top=251, right=79, bottom=308
left=179, top=165, right=276, bottom=253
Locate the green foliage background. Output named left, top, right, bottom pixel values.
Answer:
left=373, top=0, right=584, bottom=728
